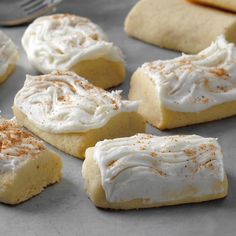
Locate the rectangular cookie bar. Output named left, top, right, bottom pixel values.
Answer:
left=129, top=35, right=236, bottom=130
left=13, top=71, right=146, bottom=159
left=0, top=117, right=62, bottom=204
left=82, top=134, right=228, bottom=210
left=22, top=14, right=125, bottom=89
left=125, top=0, right=236, bottom=53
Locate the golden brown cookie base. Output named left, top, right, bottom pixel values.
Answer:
left=0, top=64, right=16, bottom=84
left=0, top=149, right=62, bottom=205
left=124, top=0, right=236, bottom=53
left=13, top=106, right=146, bottom=159
left=71, top=58, right=125, bottom=89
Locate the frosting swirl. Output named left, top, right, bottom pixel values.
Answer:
left=14, top=71, right=139, bottom=133
left=0, top=118, right=45, bottom=173
left=93, top=134, right=225, bottom=203
left=142, top=35, right=236, bottom=112
left=21, top=14, right=124, bottom=73
left=0, top=31, right=18, bottom=76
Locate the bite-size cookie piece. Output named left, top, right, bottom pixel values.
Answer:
left=22, top=14, right=125, bottom=89
left=13, top=71, right=146, bottom=159
left=82, top=134, right=228, bottom=210
left=124, top=0, right=236, bottom=54
left=0, top=117, right=62, bottom=205
left=129, top=36, right=236, bottom=130
left=0, top=31, right=18, bottom=84
left=189, top=0, right=236, bottom=13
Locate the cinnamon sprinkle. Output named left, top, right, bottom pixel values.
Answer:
left=111, top=99, right=119, bottom=110
left=150, top=151, right=157, bottom=157
left=51, top=14, right=89, bottom=23
left=0, top=120, right=45, bottom=159
left=90, top=34, right=99, bottom=41
left=210, top=68, right=229, bottom=79
left=184, top=148, right=197, bottom=158
left=54, top=79, right=76, bottom=93
left=106, top=160, right=117, bottom=168
left=76, top=80, right=94, bottom=90
left=194, top=96, right=209, bottom=104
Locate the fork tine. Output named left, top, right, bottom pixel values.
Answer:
left=25, top=3, right=49, bottom=15
left=20, top=0, right=36, bottom=7
left=0, top=0, right=62, bottom=26
left=23, top=0, right=45, bottom=11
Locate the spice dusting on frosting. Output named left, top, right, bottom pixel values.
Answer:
left=93, top=134, right=225, bottom=203
left=183, top=148, right=197, bottom=158
left=142, top=35, right=236, bottom=112
left=22, top=14, right=124, bottom=74
left=210, top=68, right=229, bottom=78
left=0, top=119, right=45, bottom=159
left=14, top=71, right=138, bottom=133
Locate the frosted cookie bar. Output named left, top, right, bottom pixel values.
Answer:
left=82, top=134, right=228, bottom=210
left=22, top=14, right=125, bottom=89
left=13, top=71, right=146, bottom=159
left=0, top=117, right=62, bottom=205
left=124, top=0, right=236, bottom=54
left=0, top=31, right=18, bottom=84
left=129, top=36, right=236, bottom=130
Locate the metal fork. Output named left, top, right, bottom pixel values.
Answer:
left=0, top=0, right=62, bottom=26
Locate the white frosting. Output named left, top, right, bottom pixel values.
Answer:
left=0, top=31, right=18, bottom=76
left=0, top=118, right=45, bottom=173
left=93, top=134, right=225, bottom=203
left=14, top=71, right=139, bottom=133
left=22, top=14, right=124, bottom=73
left=142, top=35, right=236, bottom=112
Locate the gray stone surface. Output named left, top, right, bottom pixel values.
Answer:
left=0, top=0, right=236, bottom=235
